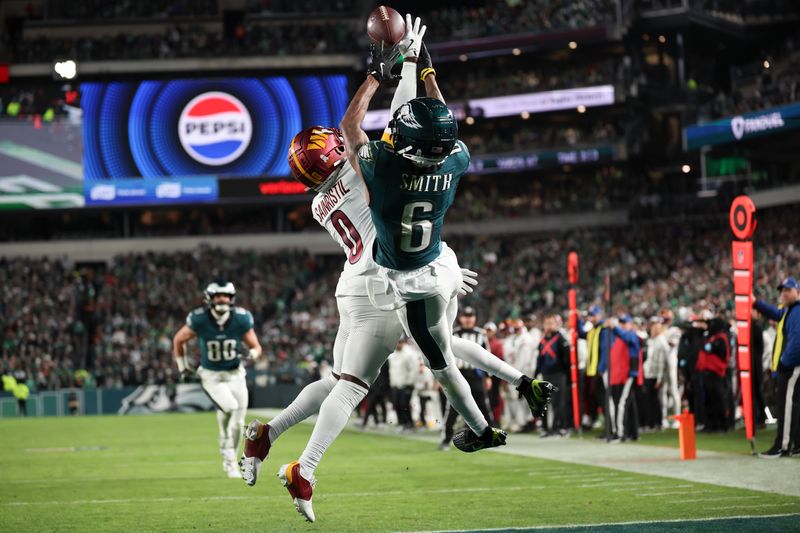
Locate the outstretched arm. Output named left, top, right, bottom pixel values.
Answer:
left=424, top=73, right=445, bottom=104
left=340, top=76, right=380, bottom=180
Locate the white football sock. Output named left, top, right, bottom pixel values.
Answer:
left=433, top=365, right=489, bottom=436
left=217, top=409, right=233, bottom=449
left=268, top=374, right=337, bottom=443
left=229, top=407, right=246, bottom=452
left=298, top=380, right=367, bottom=480
left=451, top=336, right=524, bottom=387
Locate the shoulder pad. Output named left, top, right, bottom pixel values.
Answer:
left=192, top=308, right=205, bottom=315
left=234, top=307, right=248, bottom=315
left=357, top=142, right=376, bottom=162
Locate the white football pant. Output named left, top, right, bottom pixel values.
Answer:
left=198, top=366, right=248, bottom=454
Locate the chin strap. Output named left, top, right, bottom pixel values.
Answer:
left=210, top=309, right=231, bottom=325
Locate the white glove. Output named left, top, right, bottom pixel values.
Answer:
left=397, top=14, right=426, bottom=60
left=247, top=348, right=260, bottom=360
left=459, top=268, right=478, bottom=296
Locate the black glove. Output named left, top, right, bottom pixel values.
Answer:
left=368, top=42, right=402, bottom=83
left=418, top=42, right=436, bottom=81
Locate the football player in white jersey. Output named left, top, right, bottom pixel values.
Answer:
left=240, top=17, right=553, bottom=522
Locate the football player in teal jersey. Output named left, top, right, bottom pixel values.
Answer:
left=338, top=28, right=552, bottom=455
left=173, top=281, right=262, bottom=478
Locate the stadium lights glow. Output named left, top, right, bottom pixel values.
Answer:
left=465, top=116, right=475, bottom=125
left=568, top=41, right=578, bottom=50
left=512, top=48, right=522, bottom=56
left=521, top=111, right=530, bottom=120
left=682, top=164, right=691, bottom=173
left=459, top=54, right=468, bottom=62
left=53, top=59, right=77, bottom=80
left=658, top=35, right=666, bottom=44
left=577, top=105, right=586, bottom=113
left=763, top=60, right=770, bottom=69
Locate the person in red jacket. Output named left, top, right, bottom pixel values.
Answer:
left=608, top=314, right=642, bottom=441
left=696, top=317, right=731, bottom=432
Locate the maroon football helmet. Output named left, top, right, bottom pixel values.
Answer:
left=287, top=126, right=347, bottom=191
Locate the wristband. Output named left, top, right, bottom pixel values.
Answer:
left=420, top=67, right=436, bottom=81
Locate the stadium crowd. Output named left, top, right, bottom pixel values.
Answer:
left=8, top=0, right=620, bottom=63
left=12, top=21, right=360, bottom=63
left=2, top=207, right=796, bottom=392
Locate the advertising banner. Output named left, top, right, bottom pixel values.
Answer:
left=684, top=102, right=800, bottom=150
left=362, top=85, right=616, bottom=131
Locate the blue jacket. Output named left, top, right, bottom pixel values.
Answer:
left=754, top=300, right=800, bottom=368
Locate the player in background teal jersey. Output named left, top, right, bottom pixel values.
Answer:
left=340, top=35, right=553, bottom=454
left=173, top=280, right=262, bottom=478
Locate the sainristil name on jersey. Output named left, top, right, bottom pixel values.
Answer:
left=314, top=180, right=351, bottom=220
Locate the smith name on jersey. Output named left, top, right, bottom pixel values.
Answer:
left=358, top=140, right=470, bottom=271
left=186, top=307, right=254, bottom=371
left=311, top=162, right=378, bottom=297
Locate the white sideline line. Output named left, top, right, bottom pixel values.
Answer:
left=669, top=495, right=762, bottom=504
left=578, top=480, right=667, bottom=488
left=1, top=485, right=546, bottom=506
left=395, top=512, right=800, bottom=532
left=542, top=473, right=621, bottom=480
left=611, top=484, right=693, bottom=492
left=704, top=503, right=800, bottom=511
left=637, top=490, right=709, bottom=497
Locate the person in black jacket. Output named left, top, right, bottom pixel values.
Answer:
left=700, top=317, right=731, bottom=432
left=537, top=314, right=571, bottom=436
left=680, top=315, right=708, bottom=426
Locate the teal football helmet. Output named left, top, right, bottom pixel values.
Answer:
left=389, top=97, right=457, bottom=167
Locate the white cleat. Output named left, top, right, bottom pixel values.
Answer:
left=240, top=420, right=271, bottom=487
left=278, top=461, right=316, bottom=523
left=239, top=456, right=261, bottom=486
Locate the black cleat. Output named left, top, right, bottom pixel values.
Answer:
left=517, top=376, right=556, bottom=418
left=452, top=426, right=507, bottom=453
left=758, top=445, right=784, bottom=459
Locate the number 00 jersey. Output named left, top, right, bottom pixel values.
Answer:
left=311, top=162, right=379, bottom=297
left=358, top=140, right=470, bottom=271
left=186, top=307, right=254, bottom=371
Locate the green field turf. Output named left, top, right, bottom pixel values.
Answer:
left=1, top=414, right=798, bottom=532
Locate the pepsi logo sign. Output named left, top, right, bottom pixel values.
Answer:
left=178, top=91, right=252, bottom=166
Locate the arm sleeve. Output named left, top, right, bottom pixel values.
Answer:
left=781, top=310, right=800, bottom=361
left=577, top=319, right=588, bottom=339
left=185, top=312, right=195, bottom=331
left=387, top=62, right=418, bottom=125
left=613, top=327, right=638, bottom=344
left=245, top=311, right=254, bottom=330
left=559, top=337, right=572, bottom=370
left=754, top=300, right=785, bottom=321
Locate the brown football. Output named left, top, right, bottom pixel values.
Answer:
left=366, top=5, right=405, bottom=46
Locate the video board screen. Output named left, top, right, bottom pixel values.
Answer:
left=0, top=75, right=347, bottom=209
